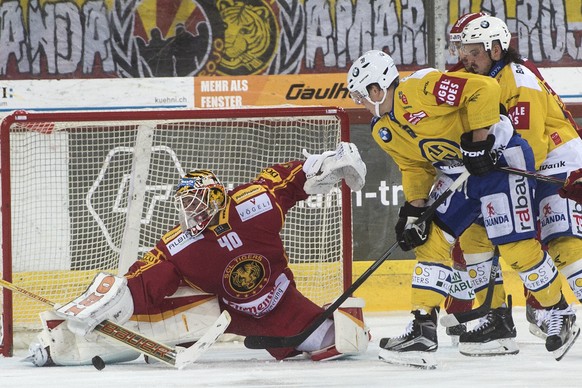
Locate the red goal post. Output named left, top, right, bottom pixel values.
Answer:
left=0, top=107, right=353, bottom=356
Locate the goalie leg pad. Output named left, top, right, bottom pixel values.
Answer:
left=332, top=297, right=369, bottom=355
left=306, top=297, right=370, bottom=361
left=55, top=272, right=134, bottom=336
left=131, top=287, right=221, bottom=345
left=27, top=310, right=140, bottom=366
left=28, top=291, right=221, bottom=367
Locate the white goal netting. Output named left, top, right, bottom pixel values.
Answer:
left=0, top=107, right=352, bottom=354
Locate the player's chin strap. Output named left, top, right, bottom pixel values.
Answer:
left=244, top=170, right=471, bottom=350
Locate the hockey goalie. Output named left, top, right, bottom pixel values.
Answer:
left=27, top=142, right=370, bottom=367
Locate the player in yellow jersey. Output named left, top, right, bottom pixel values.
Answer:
left=347, top=49, right=579, bottom=368
left=447, top=13, right=582, bottom=355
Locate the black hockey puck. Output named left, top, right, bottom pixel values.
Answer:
left=92, top=356, right=106, bottom=370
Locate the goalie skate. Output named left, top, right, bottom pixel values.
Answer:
left=378, top=309, right=438, bottom=369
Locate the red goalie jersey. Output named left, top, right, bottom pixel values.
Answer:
left=125, top=161, right=325, bottom=360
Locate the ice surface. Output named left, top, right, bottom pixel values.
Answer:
left=2, top=307, right=580, bottom=387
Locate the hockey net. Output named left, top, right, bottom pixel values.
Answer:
left=0, top=107, right=353, bottom=356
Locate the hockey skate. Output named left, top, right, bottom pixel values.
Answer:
left=458, top=299, right=518, bottom=357
left=526, top=303, right=547, bottom=340
left=378, top=309, right=438, bottom=369
left=536, top=297, right=580, bottom=361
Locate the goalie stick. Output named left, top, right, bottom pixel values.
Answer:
left=0, top=277, right=230, bottom=368
left=439, top=250, right=500, bottom=327
left=244, top=170, right=471, bottom=350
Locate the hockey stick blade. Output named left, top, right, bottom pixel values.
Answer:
left=174, top=310, right=231, bottom=369
left=440, top=253, right=500, bottom=327
left=244, top=171, right=471, bottom=349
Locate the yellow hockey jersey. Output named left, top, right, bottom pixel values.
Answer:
left=371, top=68, right=502, bottom=202
left=496, top=62, right=580, bottom=169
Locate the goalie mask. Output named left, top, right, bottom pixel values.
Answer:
left=347, top=50, right=399, bottom=117
left=174, top=170, right=227, bottom=236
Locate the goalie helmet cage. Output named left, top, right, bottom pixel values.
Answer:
left=0, top=107, right=353, bottom=356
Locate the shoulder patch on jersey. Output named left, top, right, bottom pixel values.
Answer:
left=377, top=127, right=392, bottom=142
left=231, top=184, right=267, bottom=203
left=257, top=167, right=283, bottom=183
left=162, top=226, right=183, bottom=244
left=236, top=192, right=273, bottom=222
left=404, top=111, right=428, bottom=125
left=433, top=74, right=467, bottom=106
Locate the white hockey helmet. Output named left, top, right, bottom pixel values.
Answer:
left=347, top=50, right=398, bottom=104
left=450, top=13, right=511, bottom=51
left=174, top=170, right=227, bottom=236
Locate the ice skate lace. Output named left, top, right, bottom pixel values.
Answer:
left=470, top=311, right=494, bottom=332
left=535, top=304, right=575, bottom=337
left=395, top=320, right=415, bottom=339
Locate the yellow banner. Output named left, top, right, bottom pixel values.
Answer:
left=194, top=72, right=415, bottom=109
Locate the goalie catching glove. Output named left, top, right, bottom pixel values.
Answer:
left=559, top=168, right=582, bottom=203
left=395, top=202, right=433, bottom=251
left=303, top=142, right=367, bottom=194
left=55, top=272, right=134, bottom=337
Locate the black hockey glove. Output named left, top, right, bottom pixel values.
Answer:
left=395, top=202, right=433, bottom=251
left=460, top=133, right=498, bottom=176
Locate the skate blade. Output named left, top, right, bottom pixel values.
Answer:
left=528, top=323, right=548, bottom=340
left=458, top=338, right=519, bottom=357
left=554, top=325, right=580, bottom=361
left=378, top=349, right=437, bottom=369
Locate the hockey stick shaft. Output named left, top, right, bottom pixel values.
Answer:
left=497, top=166, right=565, bottom=185
left=244, top=170, right=471, bottom=349
left=439, top=251, right=500, bottom=327
left=0, top=277, right=229, bottom=368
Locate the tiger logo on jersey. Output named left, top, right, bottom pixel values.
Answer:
left=223, top=253, right=270, bottom=299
